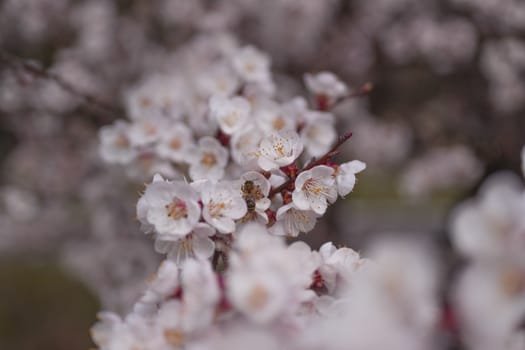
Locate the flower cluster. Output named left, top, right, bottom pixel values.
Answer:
left=87, top=37, right=414, bottom=350
left=449, top=158, right=525, bottom=350
left=99, top=38, right=366, bottom=245
left=92, top=223, right=439, bottom=350
left=400, top=145, right=483, bottom=197
left=90, top=224, right=363, bottom=349
left=91, top=224, right=442, bottom=350
left=98, top=35, right=363, bottom=180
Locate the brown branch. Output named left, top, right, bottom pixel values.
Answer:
left=268, top=131, right=353, bottom=198
left=0, top=51, right=123, bottom=119
left=331, top=82, right=373, bottom=110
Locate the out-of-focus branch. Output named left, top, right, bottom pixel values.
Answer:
left=331, top=82, right=373, bottom=110
left=0, top=50, right=123, bottom=119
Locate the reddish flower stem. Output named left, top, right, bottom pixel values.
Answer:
left=268, top=131, right=353, bottom=198
left=330, top=82, right=373, bottom=110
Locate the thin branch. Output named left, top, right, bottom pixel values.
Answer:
left=268, top=131, right=353, bottom=198
left=0, top=51, right=123, bottom=119
left=331, top=82, right=373, bottom=110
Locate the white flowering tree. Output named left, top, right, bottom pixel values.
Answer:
left=88, top=32, right=525, bottom=350
left=90, top=37, right=425, bottom=350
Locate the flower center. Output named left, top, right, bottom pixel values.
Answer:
left=169, top=137, right=182, bottom=150
left=307, top=126, right=320, bottom=138
left=224, top=111, right=239, bottom=127
left=501, top=268, right=524, bottom=296
left=272, top=116, right=285, bottom=131
left=304, top=179, right=327, bottom=196
left=143, top=121, right=157, bottom=136
left=248, top=284, right=269, bottom=310
left=217, top=79, right=227, bottom=91
left=201, top=152, right=217, bottom=167
left=208, top=201, right=227, bottom=218
left=114, top=134, right=130, bottom=148
left=140, top=96, right=152, bottom=107
left=165, top=199, right=188, bottom=219
left=272, top=142, right=286, bottom=157
left=164, top=329, right=184, bottom=346
left=245, top=62, right=256, bottom=73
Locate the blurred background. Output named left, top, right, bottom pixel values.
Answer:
left=0, top=0, right=524, bottom=349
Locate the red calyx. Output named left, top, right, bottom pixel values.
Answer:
left=316, top=94, right=330, bottom=111
left=440, top=302, right=458, bottom=333
left=281, top=190, right=293, bottom=205
left=216, top=129, right=230, bottom=147
left=265, top=209, right=276, bottom=226
left=280, top=163, right=299, bottom=179
left=310, top=270, right=324, bottom=291
left=170, top=287, right=183, bottom=300
left=216, top=274, right=232, bottom=312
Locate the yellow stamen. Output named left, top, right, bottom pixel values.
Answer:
left=272, top=116, right=285, bottom=131
left=164, top=329, right=184, bottom=347
left=201, top=152, right=217, bottom=167
left=248, top=284, right=269, bottom=310
left=165, top=200, right=188, bottom=219
left=169, top=137, right=182, bottom=150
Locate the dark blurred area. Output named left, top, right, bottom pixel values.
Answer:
left=0, top=0, right=524, bottom=349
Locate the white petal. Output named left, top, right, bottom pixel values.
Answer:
left=211, top=216, right=236, bottom=233
left=337, top=174, right=356, bottom=197
left=292, top=190, right=310, bottom=210
left=194, top=222, right=216, bottom=237
left=193, top=237, right=215, bottom=260
left=310, top=165, right=334, bottom=178
left=340, top=160, right=366, bottom=174
left=258, top=156, right=278, bottom=171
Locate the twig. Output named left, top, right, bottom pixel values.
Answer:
left=331, top=82, right=373, bottom=110
left=0, top=50, right=123, bottom=119
left=268, top=131, right=353, bottom=198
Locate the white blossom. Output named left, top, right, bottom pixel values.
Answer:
left=201, top=182, right=247, bottom=233
left=154, top=223, right=216, bottom=265
left=189, top=137, right=228, bottom=181
left=335, top=160, right=366, bottom=197
left=91, top=312, right=149, bottom=350
left=450, top=172, right=525, bottom=262
left=155, top=123, right=194, bottom=163
left=304, top=71, right=348, bottom=104
left=232, top=46, right=271, bottom=83
left=227, top=224, right=314, bottom=324
left=99, top=121, right=137, bottom=164
left=300, top=114, right=337, bottom=157
left=196, top=64, right=239, bottom=97
left=256, top=130, right=303, bottom=171
left=453, top=262, right=525, bottom=350
left=180, top=259, right=220, bottom=332
left=254, top=100, right=296, bottom=134
left=230, top=126, right=264, bottom=168
left=270, top=203, right=318, bottom=237
left=292, top=165, right=337, bottom=215
left=128, top=117, right=168, bottom=147
left=209, top=94, right=251, bottom=135
left=227, top=263, right=290, bottom=324
left=280, top=96, right=315, bottom=126
left=137, top=175, right=201, bottom=238
left=318, top=242, right=365, bottom=295
left=125, top=75, right=185, bottom=121
left=134, top=259, right=180, bottom=314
